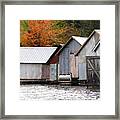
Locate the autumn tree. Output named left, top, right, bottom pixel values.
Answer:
left=21, top=20, right=53, bottom=46
left=20, top=20, right=100, bottom=47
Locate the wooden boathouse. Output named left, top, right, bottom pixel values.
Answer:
left=75, top=30, right=100, bottom=85
left=57, top=36, right=87, bottom=81
left=47, top=45, right=63, bottom=81
left=20, top=47, right=59, bottom=83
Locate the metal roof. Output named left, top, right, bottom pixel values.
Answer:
left=57, top=36, right=87, bottom=55
left=75, top=29, right=100, bottom=56
left=72, top=36, right=87, bottom=45
left=20, top=47, right=57, bottom=63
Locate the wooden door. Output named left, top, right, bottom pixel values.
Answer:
left=42, top=65, right=50, bottom=79
left=50, top=64, right=57, bottom=81
left=86, top=56, right=100, bottom=85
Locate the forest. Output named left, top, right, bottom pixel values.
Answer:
left=20, top=20, right=100, bottom=47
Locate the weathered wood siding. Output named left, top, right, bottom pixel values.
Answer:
left=20, top=64, right=51, bottom=80
left=75, top=56, right=79, bottom=78
left=70, top=53, right=76, bottom=78
left=59, top=39, right=81, bottom=76
left=20, top=64, right=42, bottom=79
left=41, top=64, right=50, bottom=79
left=96, top=45, right=100, bottom=56
left=79, top=63, right=87, bottom=80
left=50, top=64, right=57, bottom=81
left=77, top=32, right=100, bottom=80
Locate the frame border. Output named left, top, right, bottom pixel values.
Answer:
left=0, top=0, right=119, bottom=119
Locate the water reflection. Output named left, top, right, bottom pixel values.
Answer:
left=20, top=84, right=100, bottom=100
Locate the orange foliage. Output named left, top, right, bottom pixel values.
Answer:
left=20, top=20, right=80, bottom=47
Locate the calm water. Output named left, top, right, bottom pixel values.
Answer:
left=20, top=84, right=100, bottom=100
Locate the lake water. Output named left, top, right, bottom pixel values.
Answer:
left=20, top=84, right=100, bottom=100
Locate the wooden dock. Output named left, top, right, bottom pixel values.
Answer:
left=20, top=79, right=59, bottom=85
left=20, top=79, right=100, bottom=90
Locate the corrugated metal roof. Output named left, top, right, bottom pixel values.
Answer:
left=20, top=47, right=57, bottom=63
left=72, top=36, right=87, bottom=45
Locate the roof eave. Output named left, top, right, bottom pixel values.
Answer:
left=75, top=30, right=96, bottom=56
left=57, top=37, right=74, bottom=55
left=46, top=45, right=62, bottom=64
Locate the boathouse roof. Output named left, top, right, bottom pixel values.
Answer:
left=57, top=36, right=87, bottom=55
left=75, top=29, right=100, bottom=56
left=72, top=36, right=87, bottom=45
left=20, top=47, right=57, bottom=63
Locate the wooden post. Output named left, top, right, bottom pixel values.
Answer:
left=70, top=53, right=76, bottom=78
left=75, top=56, right=79, bottom=78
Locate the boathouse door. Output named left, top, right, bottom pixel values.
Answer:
left=50, top=64, right=57, bottom=81
left=70, top=53, right=76, bottom=78
left=86, top=56, right=100, bottom=85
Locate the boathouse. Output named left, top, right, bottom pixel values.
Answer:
left=47, top=45, right=63, bottom=81
left=58, top=36, right=87, bottom=80
left=20, top=47, right=58, bottom=82
left=75, top=30, right=100, bottom=84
